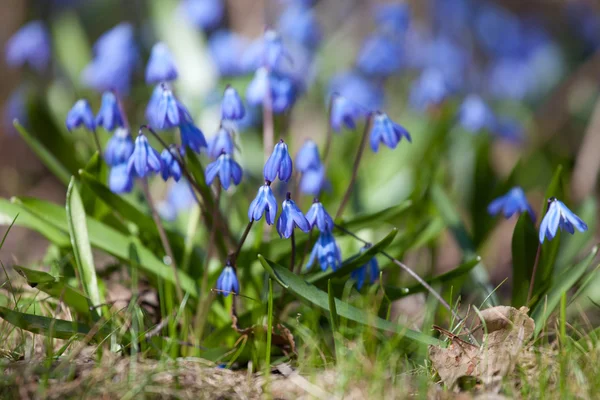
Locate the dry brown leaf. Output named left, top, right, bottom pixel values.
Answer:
left=429, top=306, right=534, bottom=392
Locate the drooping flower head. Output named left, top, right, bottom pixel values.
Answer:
left=160, top=148, right=182, bottom=182
left=330, top=93, right=364, bottom=133
left=105, top=128, right=134, bottom=166
left=246, top=67, right=270, bottom=106
left=328, top=71, right=384, bottom=112
left=146, top=42, right=179, bottom=84
left=5, top=21, right=51, bottom=72
left=205, top=152, right=243, bottom=190
left=299, top=165, right=329, bottom=196
left=270, top=72, right=299, bottom=113
left=277, top=2, right=322, bottom=50
left=221, top=86, right=245, bottom=121
left=305, top=199, right=334, bottom=232
left=154, top=85, right=181, bottom=129
left=248, top=183, right=278, bottom=225
left=66, top=99, right=96, bottom=132
left=264, top=139, right=293, bottom=182
left=216, top=263, right=239, bottom=296
left=539, top=197, right=588, bottom=243
left=458, top=94, right=497, bottom=133
left=295, top=139, right=321, bottom=173
left=369, top=112, right=411, bottom=152
left=109, top=163, right=134, bottom=194
left=159, top=179, right=197, bottom=220
left=207, top=127, right=234, bottom=159
left=307, top=230, right=342, bottom=271
left=96, top=91, right=126, bottom=131
left=487, top=187, right=535, bottom=221
left=351, top=249, right=379, bottom=290
left=244, top=29, right=287, bottom=71
left=179, top=0, right=224, bottom=31
left=409, top=68, right=450, bottom=111
left=277, top=192, right=310, bottom=238
left=127, top=134, right=163, bottom=178
left=178, top=108, right=208, bottom=153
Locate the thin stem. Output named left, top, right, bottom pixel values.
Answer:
left=233, top=221, right=254, bottom=263
left=527, top=243, right=542, bottom=306
left=290, top=231, right=296, bottom=272
left=91, top=130, right=103, bottom=158
left=322, top=96, right=335, bottom=170
left=335, top=114, right=372, bottom=220
left=296, top=228, right=313, bottom=274
left=141, top=179, right=183, bottom=304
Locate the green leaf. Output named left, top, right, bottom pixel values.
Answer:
left=257, top=255, right=439, bottom=346
left=532, top=245, right=599, bottom=336
left=335, top=200, right=412, bottom=230
left=511, top=213, right=538, bottom=308
left=327, top=279, right=339, bottom=333
left=79, top=153, right=110, bottom=220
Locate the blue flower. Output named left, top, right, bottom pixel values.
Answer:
left=105, top=128, right=134, bottom=166
left=356, top=34, right=403, bottom=78
left=539, top=198, right=588, bottom=243
left=277, top=192, right=310, bottom=238
left=4, top=88, right=28, bottom=134
left=375, top=3, right=410, bottom=35
left=243, top=30, right=286, bottom=71
left=208, top=30, right=250, bottom=77
left=306, top=231, right=342, bottom=271
left=167, top=179, right=196, bottom=211
left=299, top=165, right=329, bottom=196
left=207, top=127, right=234, bottom=159
left=330, top=94, right=364, bottom=133
left=66, top=100, right=96, bottom=132
left=278, top=3, right=322, bottom=50
left=221, top=86, right=245, bottom=120
left=205, top=153, right=243, bottom=190
left=108, top=163, right=134, bottom=193
left=179, top=0, right=224, bottom=31
left=127, top=134, right=163, bottom=178
left=305, top=200, right=334, bottom=232
left=351, top=252, right=379, bottom=290
left=154, top=86, right=181, bottom=129
left=264, top=139, right=293, bottom=182
left=5, top=21, right=51, bottom=72
left=216, top=264, right=239, bottom=296
left=493, top=117, right=524, bottom=144
left=409, top=68, right=450, bottom=111
left=458, top=95, right=496, bottom=133
left=160, top=149, right=182, bottom=182
left=487, top=187, right=535, bottom=221
left=96, top=91, right=126, bottom=131
left=369, top=112, right=411, bottom=152
left=145, top=42, right=178, bottom=84
left=179, top=108, right=208, bottom=153
left=248, top=184, right=278, bottom=224
left=270, top=73, right=299, bottom=113
left=246, top=68, right=270, bottom=106
left=328, top=71, right=384, bottom=112
left=295, top=139, right=321, bottom=173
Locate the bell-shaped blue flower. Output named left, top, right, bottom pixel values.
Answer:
left=163, top=179, right=196, bottom=218
left=179, top=0, right=224, bottom=31
left=246, top=67, right=270, bottom=106
left=243, top=30, right=286, bottom=71
left=4, top=88, right=27, bottom=134
left=66, top=100, right=96, bottom=132
left=155, top=86, right=181, bottom=129
left=160, top=149, right=182, bottom=182
left=96, top=91, right=126, bottom=131
left=145, top=42, right=179, bottom=84
left=330, top=94, right=363, bottom=133
left=375, top=3, right=410, bottom=35
left=5, top=21, right=51, bottom=73
left=205, top=153, right=243, bottom=190
left=207, top=127, right=234, bottom=159
left=306, top=231, right=342, bottom=271
left=356, top=34, right=403, bottom=78
left=409, top=68, right=450, bottom=111
left=458, top=95, right=496, bottom=133
left=264, top=139, right=293, bottom=182
left=277, top=192, right=310, bottom=238
left=487, top=187, right=535, bottom=221
left=248, top=184, right=278, bottom=225
left=328, top=71, right=384, bottom=112
left=369, top=112, right=411, bottom=152
left=351, top=252, right=379, bottom=290
left=278, top=3, right=322, bottom=50
left=216, top=264, right=239, bottom=296
left=221, top=86, right=245, bottom=120
left=209, top=31, right=250, bottom=77
left=539, top=198, right=588, bottom=243
left=179, top=108, right=208, bottom=153
left=305, top=200, right=334, bottom=232
left=270, top=73, right=299, bottom=113
left=295, top=139, right=321, bottom=173
left=108, top=163, right=134, bottom=194
left=300, top=165, right=329, bottom=196
left=105, top=128, right=134, bottom=166
left=127, top=134, right=163, bottom=178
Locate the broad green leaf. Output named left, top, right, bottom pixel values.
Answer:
left=532, top=245, right=599, bottom=336
left=335, top=200, right=412, bottom=230
left=67, top=178, right=104, bottom=317
left=79, top=153, right=111, bottom=220
left=258, top=255, right=439, bottom=346
left=511, top=213, right=538, bottom=307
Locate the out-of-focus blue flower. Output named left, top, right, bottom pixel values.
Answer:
left=567, top=2, right=600, bottom=52
left=205, top=153, right=243, bottom=190
left=487, top=187, right=535, bottom=221
left=458, top=95, right=496, bottom=133
left=145, top=42, right=178, bottom=84
left=66, top=99, right=96, bottom=132
left=127, top=134, right=162, bottom=178
left=306, top=230, right=341, bottom=271
left=305, top=200, right=334, bottom=232
left=299, top=165, right=329, bottom=196
left=486, top=59, right=531, bottom=101
left=243, top=30, right=287, bottom=71
left=221, top=87, right=245, bottom=120
left=179, top=108, right=208, bottom=153
left=180, top=0, right=224, bottom=31
left=216, top=264, right=239, bottom=296
left=493, top=117, right=524, bottom=144
left=330, top=94, right=364, bottom=133
left=409, top=68, right=450, bottom=111
left=328, top=71, right=384, bottom=112
left=167, top=179, right=196, bottom=211
left=539, top=198, right=588, bottom=243
left=155, top=86, right=181, bottom=129
left=356, top=34, right=403, bottom=77
left=425, top=37, right=469, bottom=92
left=208, top=31, right=250, bottom=77
left=160, top=149, right=182, bottom=182
left=277, top=192, right=310, bottom=238
left=432, top=0, right=472, bottom=37
left=109, top=163, right=134, bottom=193
left=270, top=73, right=299, bottom=113
left=351, top=251, right=379, bottom=290
left=278, top=3, right=322, bottom=50
left=264, top=139, right=293, bottom=182
left=276, top=41, right=316, bottom=93
left=246, top=67, right=270, bottom=106
left=474, top=3, right=521, bottom=58
left=5, top=21, right=51, bottom=72
left=96, top=91, right=126, bottom=131
left=295, top=139, right=320, bottom=173
left=105, top=128, right=134, bottom=166
left=145, top=85, right=163, bottom=127
left=4, top=88, right=27, bottom=134
left=369, top=112, right=411, bottom=152
left=207, top=127, right=234, bottom=159
left=375, top=3, right=410, bottom=35
left=248, top=184, right=278, bottom=224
